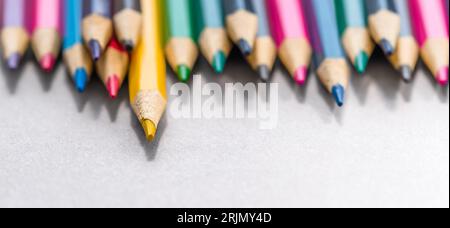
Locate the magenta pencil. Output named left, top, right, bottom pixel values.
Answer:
left=266, top=0, right=312, bottom=85
left=31, top=0, right=62, bottom=72
left=409, top=0, right=449, bottom=85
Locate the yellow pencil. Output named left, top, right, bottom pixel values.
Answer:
left=129, top=0, right=167, bottom=141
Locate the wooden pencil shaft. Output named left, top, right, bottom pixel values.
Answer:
left=113, top=0, right=140, bottom=13
left=96, top=39, right=129, bottom=84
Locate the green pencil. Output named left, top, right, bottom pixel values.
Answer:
left=193, top=0, right=231, bottom=74
left=335, top=0, right=375, bottom=74
left=163, top=0, right=198, bottom=82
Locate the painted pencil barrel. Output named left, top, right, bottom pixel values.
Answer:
left=193, top=0, right=231, bottom=73
left=267, top=0, right=312, bottom=84
left=366, top=0, right=400, bottom=55
left=223, top=0, right=258, bottom=56
left=409, top=0, right=449, bottom=85
left=163, top=0, right=198, bottom=82
left=1, top=0, right=29, bottom=69
left=82, top=0, right=113, bottom=61
left=113, top=0, right=142, bottom=51
left=247, top=0, right=276, bottom=81
left=388, top=0, right=418, bottom=82
left=303, top=0, right=350, bottom=107
left=31, top=0, right=62, bottom=72
left=335, top=0, right=374, bottom=73
left=129, top=0, right=167, bottom=141
left=64, top=0, right=93, bottom=92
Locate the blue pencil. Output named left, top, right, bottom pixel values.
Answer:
left=303, top=0, right=350, bottom=107
left=64, top=0, right=93, bottom=92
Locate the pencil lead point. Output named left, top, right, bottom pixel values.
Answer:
left=400, top=65, right=413, bottom=83
left=40, top=54, right=56, bottom=72
left=212, top=51, right=226, bottom=73
left=177, top=65, right=191, bottom=82
left=379, top=39, right=395, bottom=56
left=257, top=65, right=271, bottom=82
left=355, top=52, right=369, bottom=74
left=142, top=119, right=156, bottom=142
left=436, top=67, right=449, bottom=86
left=237, top=39, right=252, bottom=56
left=106, top=75, right=120, bottom=99
left=332, top=84, right=345, bottom=107
left=6, top=53, right=22, bottom=70
left=294, top=66, right=308, bottom=85
left=122, top=40, right=134, bottom=52
left=74, top=69, right=89, bottom=93
left=89, top=40, right=102, bottom=61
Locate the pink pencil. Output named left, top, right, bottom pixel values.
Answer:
left=409, top=0, right=449, bottom=85
left=31, top=0, right=62, bottom=72
left=266, top=0, right=312, bottom=85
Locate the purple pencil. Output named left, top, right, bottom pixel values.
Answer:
left=0, top=0, right=30, bottom=70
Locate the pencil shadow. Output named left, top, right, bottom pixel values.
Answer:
left=104, top=81, right=128, bottom=122
left=1, top=58, right=26, bottom=95
left=65, top=74, right=90, bottom=112
left=33, top=56, right=61, bottom=92
left=419, top=61, right=449, bottom=103
left=130, top=110, right=167, bottom=161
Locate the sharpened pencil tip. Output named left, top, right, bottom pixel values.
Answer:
left=212, top=51, right=226, bottom=74
left=379, top=39, right=395, bottom=56
left=400, top=65, right=413, bottom=83
left=6, top=53, right=22, bottom=70
left=294, top=67, right=308, bottom=85
left=89, top=40, right=102, bottom=61
left=257, top=65, right=271, bottom=82
left=40, top=54, right=56, bottom=72
left=237, top=39, right=252, bottom=56
left=74, top=69, right=89, bottom=93
left=355, top=52, right=369, bottom=74
left=177, top=65, right=191, bottom=82
left=436, top=67, right=449, bottom=86
left=106, top=75, right=120, bottom=99
left=122, top=40, right=135, bottom=52
left=142, top=119, right=156, bottom=142
left=332, top=84, right=345, bottom=107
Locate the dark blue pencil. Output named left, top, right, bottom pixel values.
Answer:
left=366, top=0, right=401, bottom=55
left=303, top=0, right=350, bottom=107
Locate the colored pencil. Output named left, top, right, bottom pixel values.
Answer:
left=335, top=0, right=374, bottom=74
left=444, top=0, right=449, bottom=23
left=247, top=0, right=276, bottom=82
left=304, top=0, right=350, bottom=107
left=267, top=0, right=312, bottom=85
left=129, top=0, right=167, bottom=141
left=83, top=0, right=113, bottom=61
left=366, top=0, right=401, bottom=55
left=193, top=0, right=231, bottom=74
left=223, top=0, right=258, bottom=56
left=63, top=0, right=93, bottom=92
left=410, top=0, right=449, bottom=86
left=113, top=0, right=142, bottom=52
left=96, top=38, right=129, bottom=99
left=0, top=0, right=29, bottom=70
left=162, top=0, right=198, bottom=82
left=388, top=0, right=419, bottom=82
left=31, top=0, right=62, bottom=72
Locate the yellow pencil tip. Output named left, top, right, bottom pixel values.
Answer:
left=141, top=119, right=157, bottom=141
